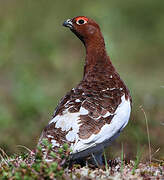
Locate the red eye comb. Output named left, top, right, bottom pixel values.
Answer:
left=75, top=16, right=88, bottom=22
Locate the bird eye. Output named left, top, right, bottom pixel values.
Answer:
left=76, top=19, right=87, bottom=25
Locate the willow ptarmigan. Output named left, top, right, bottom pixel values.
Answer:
left=39, top=16, right=132, bottom=165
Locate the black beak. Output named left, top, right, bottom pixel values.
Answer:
left=63, top=19, right=73, bottom=29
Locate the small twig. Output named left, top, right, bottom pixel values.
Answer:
left=91, top=153, right=99, bottom=168
left=152, top=158, right=164, bottom=163
left=151, top=148, right=160, bottom=159
left=140, top=105, right=151, bottom=163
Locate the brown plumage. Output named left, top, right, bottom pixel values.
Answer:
left=38, top=16, right=132, bottom=165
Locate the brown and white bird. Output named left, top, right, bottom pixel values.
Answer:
left=39, top=16, right=132, bottom=165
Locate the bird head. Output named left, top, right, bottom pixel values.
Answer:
left=63, top=16, right=102, bottom=45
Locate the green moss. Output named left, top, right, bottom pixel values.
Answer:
left=0, top=143, right=70, bottom=179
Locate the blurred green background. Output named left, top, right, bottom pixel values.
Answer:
left=0, top=0, right=163, bottom=160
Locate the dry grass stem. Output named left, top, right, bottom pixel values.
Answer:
left=16, top=145, right=33, bottom=153
left=0, top=148, right=9, bottom=160
left=140, top=105, right=151, bottom=163
left=0, top=153, right=9, bottom=166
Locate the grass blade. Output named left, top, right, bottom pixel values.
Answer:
left=132, top=146, right=142, bottom=175
left=103, top=150, right=109, bottom=173
left=120, top=143, right=124, bottom=173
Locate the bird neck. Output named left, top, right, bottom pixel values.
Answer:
left=85, top=39, right=107, bottom=63
left=83, top=34, right=113, bottom=81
